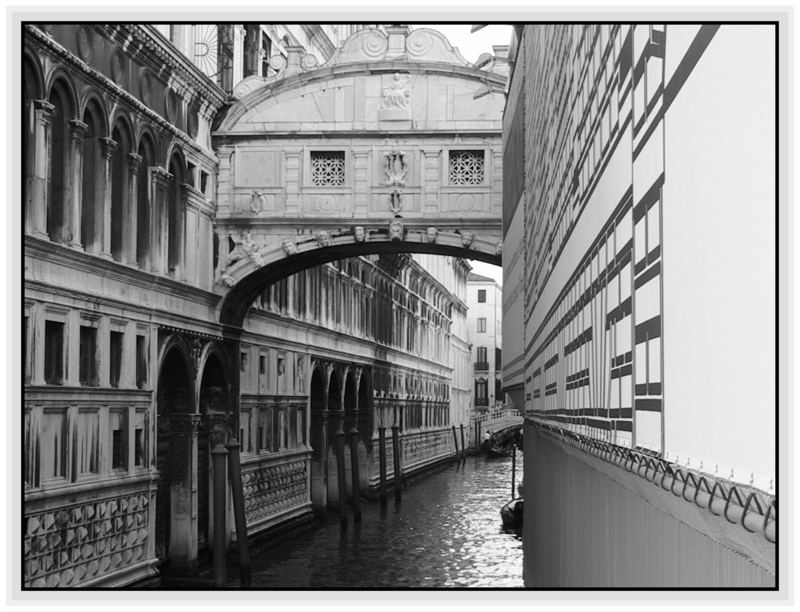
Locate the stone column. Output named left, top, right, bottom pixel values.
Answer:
left=167, top=413, right=201, bottom=573
left=27, top=99, right=54, bottom=238
left=98, top=137, right=118, bottom=259
left=66, top=119, right=88, bottom=250
left=178, top=184, right=191, bottom=281
left=126, top=152, right=143, bottom=267
left=149, top=167, right=172, bottom=275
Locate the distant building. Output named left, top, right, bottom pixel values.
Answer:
left=466, top=272, right=503, bottom=412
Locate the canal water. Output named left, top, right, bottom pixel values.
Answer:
left=233, top=452, right=524, bottom=588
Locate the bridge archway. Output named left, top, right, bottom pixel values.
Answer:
left=217, top=236, right=500, bottom=328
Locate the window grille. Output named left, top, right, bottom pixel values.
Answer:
left=449, top=150, right=485, bottom=185
left=310, top=151, right=346, bottom=186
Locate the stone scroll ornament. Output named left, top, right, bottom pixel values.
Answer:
left=384, top=151, right=407, bottom=186
left=249, top=191, right=265, bottom=213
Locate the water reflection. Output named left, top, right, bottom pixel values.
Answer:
left=240, top=453, right=524, bottom=588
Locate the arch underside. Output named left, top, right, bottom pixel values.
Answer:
left=218, top=230, right=501, bottom=328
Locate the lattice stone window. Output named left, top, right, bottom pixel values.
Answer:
left=449, top=150, right=485, bottom=185
left=310, top=151, right=346, bottom=186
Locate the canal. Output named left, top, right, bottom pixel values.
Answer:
left=231, top=452, right=524, bottom=588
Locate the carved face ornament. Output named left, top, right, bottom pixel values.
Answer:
left=426, top=227, right=438, bottom=243
left=354, top=226, right=366, bottom=242
left=317, top=231, right=332, bottom=248
left=282, top=238, right=297, bottom=255
left=461, top=231, right=475, bottom=248
left=389, top=219, right=404, bottom=241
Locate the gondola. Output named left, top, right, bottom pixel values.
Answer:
left=485, top=444, right=513, bottom=458
left=500, top=497, right=524, bottom=528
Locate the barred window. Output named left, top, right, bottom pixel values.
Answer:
left=449, top=150, right=485, bottom=185
left=310, top=151, right=345, bottom=186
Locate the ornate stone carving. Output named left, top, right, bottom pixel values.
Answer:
left=494, top=240, right=503, bottom=256
left=381, top=73, right=411, bottom=110
left=249, top=191, right=265, bottom=213
left=425, top=227, right=438, bottom=243
left=282, top=238, right=297, bottom=255
left=241, top=459, right=307, bottom=523
left=221, top=274, right=236, bottom=288
left=317, top=231, right=332, bottom=248
left=23, top=491, right=151, bottom=587
left=353, top=226, right=366, bottom=242
left=389, top=189, right=403, bottom=215
left=460, top=231, right=475, bottom=248
left=226, top=231, right=265, bottom=268
left=389, top=219, right=404, bottom=241
left=383, top=151, right=407, bottom=186
left=191, top=337, right=203, bottom=371
left=300, top=54, right=319, bottom=70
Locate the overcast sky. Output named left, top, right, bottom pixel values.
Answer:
left=417, top=24, right=513, bottom=63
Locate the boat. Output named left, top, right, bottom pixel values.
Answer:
left=485, top=444, right=513, bottom=458
left=500, top=497, right=524, bottom=528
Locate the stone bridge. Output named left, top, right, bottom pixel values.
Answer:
left=211, top=25, right=508, bottom=326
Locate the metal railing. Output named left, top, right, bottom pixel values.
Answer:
left=474, top=361, right=490, bottom=372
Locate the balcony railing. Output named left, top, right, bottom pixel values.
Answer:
left=474, top=361, right=490, bottom=372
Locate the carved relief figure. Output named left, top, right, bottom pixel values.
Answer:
left=426, top=227, right=438, bottom=243
left=384, top=151, right=407, bottom=186
left=354, top=226, right=366, bottom=242
left=282, top=238, right=297, bottom=255
left=389, top=219, right=404, bottom=241
left=461, top=231, right=475, bottom=248
left=389, top=189, right=403, bottom=215
left=381, top=73, right=411, bottom=109
left=227, top=231, right=255, bottom=264
left=317, top=231, right=332, bottom=247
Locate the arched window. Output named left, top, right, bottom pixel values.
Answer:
left=80, top=102, right=103, bottom=252
left=137, top=136, right=155, bottom=268
left=110, top=121, right=131, bottom=261
left=46, top=81, right=72, bottom=243
left=167, top=152, right=185, bottom=274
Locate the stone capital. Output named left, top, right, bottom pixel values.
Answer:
left=127, top=152, right=144, bottom=174
left=99, top=136, right=118, bottom=160
left=150, top=166, right=173, bottom=188
left=32, top=98, right=55, bottom=115
left=68, top=119, right=89, bottom=142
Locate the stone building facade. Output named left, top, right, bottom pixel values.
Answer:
left=503, top=24, right=776, bottom=587
left=22, top=23, right=504, bottom=588
left=466, top=272, right=503, bottom=412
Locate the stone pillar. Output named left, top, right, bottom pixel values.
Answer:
left=178, top=184, right=191, bottom=281
left=149, top=167, right=172, bottom=275
left=98, top=137, right=118, bottom=259
left=348, top=426, right=361, bottom=522
left=168, top=413, right=201, bottom=573
left=66, top=119, right=88, bottom=250
left=125, top=152, right=143, bottom=267
left=27, top=99, right=54, bottom=238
